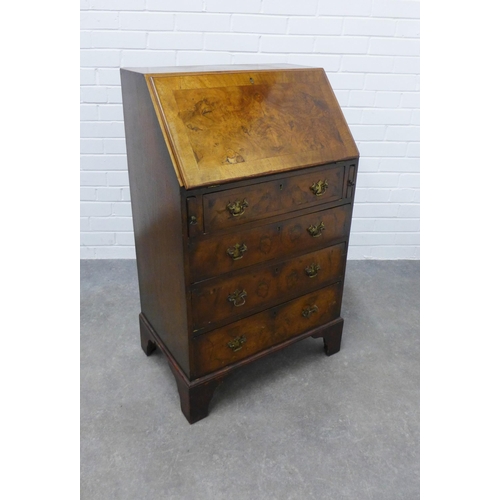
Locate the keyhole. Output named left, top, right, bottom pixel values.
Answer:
left=249, top=77, right=254, bottom=84
left=277, top=226, right=281, bottom=232
left=279, top=184, right=283, bottom=191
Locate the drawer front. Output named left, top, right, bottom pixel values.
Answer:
left=189, top=203, right=351, bottom=283
left=191, top=243, right=345, bottom=331
left=192, top=283, right=342, bottom=377
left=202, top=164, right=344, bottom=232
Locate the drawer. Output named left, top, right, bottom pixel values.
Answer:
left=192, top=283, right=342, bottom=377
left=202, top=164, right=345, bottom=233
left=191, top=243, right=346, bottom=331
left=189, top=203, right=351, bottom=283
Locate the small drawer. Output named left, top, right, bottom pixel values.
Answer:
left=192, top=283, right=342, bottom=377
left=189, top=203, right=351, bottom=283
left=202, top=164, right=345, bottom=233
left=191, top=243, right=346, bottom=331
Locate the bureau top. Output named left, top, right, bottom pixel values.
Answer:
left=121, top=65, right=358, bottom=189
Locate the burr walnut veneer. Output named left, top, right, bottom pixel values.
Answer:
left=120, top=65, right=359, bottom=423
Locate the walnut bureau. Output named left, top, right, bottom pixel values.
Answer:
left=120, top=64, right=359, bottom=423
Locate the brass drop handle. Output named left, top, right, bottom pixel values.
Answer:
left=302, top=305, right=319, bottom=319
left=227, top=199, right=249, bottom=217
left=307, top=222, right=325, bottom=238
left=310, top=179, right=329, bottom=196
left=226, top=243, right=247, bottom=261
left=227, top=335, right=247, bottom=352
left=228, top=289, right=247, bottom=307
left=305, top=263, right=321, bottom=278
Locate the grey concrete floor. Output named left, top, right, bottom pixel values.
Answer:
left=81, top=260, right=419, bottom=500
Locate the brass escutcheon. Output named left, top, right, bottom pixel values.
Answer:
left=228, top=289, right=247, bottom=307
left=227, top=335, right=247, bottom=352
left=310, top=179, right=329, bottom=196
left=307, top=222, right=325, bottom=238
left=305, top=263, right=321, bottom=278
left=302, top=305, right=319, bottom=319
left=226, top=242, right=248, bottom=260
left=227, top=199, right=249, bottom=217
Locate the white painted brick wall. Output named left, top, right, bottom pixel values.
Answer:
left=80, top=0, right=420, bottom=259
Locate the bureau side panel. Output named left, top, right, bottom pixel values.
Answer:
left=120, top=69, right=190, bottom=374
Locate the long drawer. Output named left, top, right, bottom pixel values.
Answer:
left=191, top=243, right=345, bottom=331
left=188, top=203, right=351, bottom=283
left=202, top=164, right=345, bottom=232
left=191, top=283, right=342, bottom=378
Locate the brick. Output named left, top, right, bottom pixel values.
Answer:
left=175, top=13, right=231, bottom=32
left=80, top=202, right=112, bottom=216
left=374, top=92, right=402, bottom=108
left=177, top=51, right=231, bottom=66
left=399, top=174, right=420, bottom=188
left=393, top=57, right=419, bottom=74
left=374, top=219, right=419, bottom=232
left=288, top=17, right=343, bottom=35
left=80, top=12, right=119, bottom=29
left=81, top=217, right=90, bottom=232
left=81, top=232, right=115, bottom=246
left=205, top=33, right=259, bottom=52
left=81, top=122, right=125, bottom=138
left=352, top=203, right=399, bottom=218
left=91, top=31, right=146, bottom=49
left=357, top=158, right=380, bottom=172
left=386, top=126, right=420, bottom=141
left=81, top=69, right=96, bottom=85
left=389, top=189, right=418, bottom=202
left=206, top=0, right=262, bottom=13
left=120, top=50, right=176, bottom=67
left=97, top=68, right=121, bottom=85
left=359, top=142, right=407, bottom=157
left=326, top=73, right=365, bottom=90
left=341, top=55, right=393, bottom=73
left=346, top=246, right=371, bottom=259
left=371, top=0, right=420, bottom=19
left=112, top=203, right=133, bottom=216
left=396, top=19, right=420, bottom=38
left=95, top=247, right=136, bottom=259
left=343, top=18, right=396, bottom=37
left=315, top=36, right=369, bottom=54
left=261, top=36, right=315, bottom=53
left=369, top=38, right=419, bottom=56
left=232, top=15, right=287, bottom=34
left=90, top=217, right=133, bottom=231
left=287, top=54, right=341, bottom=72
left=80, top=188, right=97, bottom=201
left=334, top=90, right=349, bottom=107
left=107, top=172, right=130, bottom=186
left=342, top=108, right=363, bottom=124
left=349, top=90, right=376, bottom=107
left=99, top=104, right=124, bottom=121
left=350, top=125, right=386, bottom=141
left=362, top=109, right=412, bottom=125
left=81, top=247, right=95, bottom=259
left=366, top=74, right=418, bottom=91
left=369, top=246, right=418, bottom=259
left=81, top=139, right=104, bottom=154
left=80, top=104, right=99, bottom=121
left=397, top=204, right=419, bottom=218
left=411, top=110, right=419, bottom=125
left=350, top=219, right=376, bottom=232
left=395, top=233, right=420, bottom=245
left=97, top=188, right=123, bottom=201
left=80, top=87, right=107, bottom=103
left=81, top=155, right=127, bottom=171
left=318, top=0, right=372, bottom=16
left=407, top=142, right=419, bottom=157
left=353, top=188, right=391, bottom=202
left=115, top=233, right=135, bottom=245
left=356, top=173, right=400, bottom=188
left=90, top=0, right=146, bottom=10
left=350, top=232, right=396, bottom=246
left=148, top=32, right=203, bottom=50
left=106, top=87, right=122, bottom=103
left=379, top=158, right=420, bottom=172
left=81, top=172, right=107, bottom=186
left=231, top=53, right=288, bottom=64
left=262, top=0, right=318, bottom=15
left=103, top=139, right=126, bottom=154
left=81, top=49, right=120, bottom=67
left=81, top=0, right=90, bottom=9
left=81, top=31, right=92, bottom=49
left=400, top=92, right=419, bottom=108
left=119, top=12, right=174, bottom=31
left=147, top=0, right=202, bottom=10
left=122, top=188, right=131, bottom=201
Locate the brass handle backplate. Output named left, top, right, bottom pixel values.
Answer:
left=310, top=179, right=329, bottom=196
left=227, top=243, right=247, bottom=261
left=305, top=263, right=321, bottom=278
left=307, top=222, right=325, bottom=238
left=227, top=199, right=249, bottom=217
left=228, top=289, right=247, bottom=307
left=302, top=305, right=319, bottom=319
left=227, top=335, right=247, bottom=352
